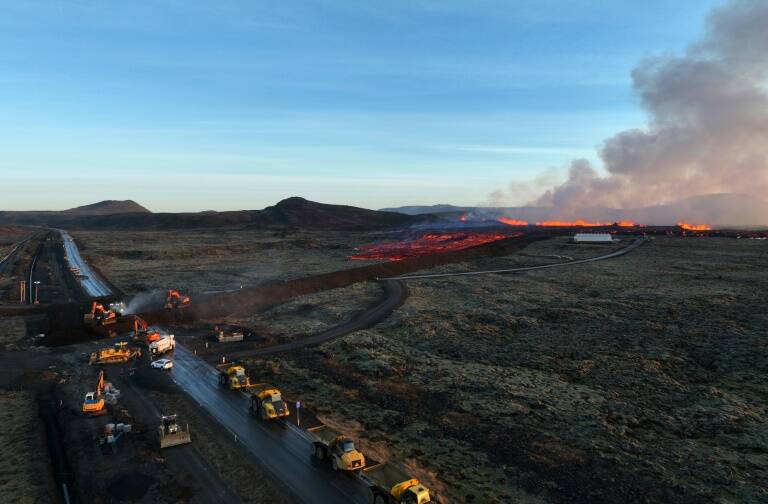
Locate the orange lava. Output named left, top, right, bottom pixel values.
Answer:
left=349, top=231, right=523, bottom=261
left=535, top=219, right=608, bottom=227
left=615, top=220, right=636, bottom=227
left=459, top=214, right=468, bottom=222
left=497, top=217, right=529, bottom=226
left=677, top=222, right=712, bottom=231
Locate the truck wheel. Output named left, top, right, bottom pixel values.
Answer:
left=218, top=374, right=225, bottom=385
left=331, top=457, right=339, bottom=471
left=259, top=407, right=267, bottom=420
left=314, top=444, right=324, bottom=459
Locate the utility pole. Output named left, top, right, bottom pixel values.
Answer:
left=19, top=280, right=26, bottom=303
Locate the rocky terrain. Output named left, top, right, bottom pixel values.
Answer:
left=75, top=229, right=768, bottom=503
left=241, top=236, right=767, bottom=503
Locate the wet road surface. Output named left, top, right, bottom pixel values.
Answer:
left=170, top=344, right=371, bottom=504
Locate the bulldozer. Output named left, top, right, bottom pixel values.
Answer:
left=84, top=301, right=118, bottom=326
left=158, top=414, right=191, bottom=449
left=217, top=363, right=253, bottom=390
left=89, top=341, right=141, bottom=365
left=132, top=316, right=162, bottom=346
left=164, top=289, right=190, bottom=310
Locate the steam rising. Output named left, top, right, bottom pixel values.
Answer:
left=531, top=0, right=768, bottom=219
left=124, top=290, right=167, bottom=315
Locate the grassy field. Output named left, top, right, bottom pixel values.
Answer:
left=0, top=317, right=26, bottom=350
left=73, top=228, right=383, bottom=295
left=0, top=391, right=49, bottom=503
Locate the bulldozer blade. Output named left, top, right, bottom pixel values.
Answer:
left=159, top=432, right=191, bottom=449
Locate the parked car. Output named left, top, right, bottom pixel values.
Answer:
left=151, top=358, right=173, bottom=371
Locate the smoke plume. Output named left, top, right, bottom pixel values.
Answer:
left=532, top=0, right=768, bottom=213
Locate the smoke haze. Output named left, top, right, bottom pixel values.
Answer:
left=524, top=0, right=768, bottom=222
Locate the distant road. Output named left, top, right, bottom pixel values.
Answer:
left=0, top=239, right=25, bottom=270
left=382, top=237, right=649, bottom=280
left=54, top=228, right=114, bottom=297
left=226, top=280, right=406, bottom=360
left=171, top=345, right=371, bottom=504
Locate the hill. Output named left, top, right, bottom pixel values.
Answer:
left=380, top=204, right=471, bottom=215
left=0, top=197, right=423, bottom=231
left=383, top=193, right=768, bottom=227
left=64, top=200, right=151, bottom=214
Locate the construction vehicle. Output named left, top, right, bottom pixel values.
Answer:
left=308, top=425, right=365, bottom=472
left=216, top=330, right=244, bottom=343
left=217, top=363, right=253, bottom=390
left=164, top=289, right=190, bottom=310
left=84, top=301, right=118, bottom=326
left=89, top=342, right=141, bottom=365
left=149, top=334, right=175, bottom=356
left=133, top=316, right=162, bottom=345
left=249, top=383, right=290, bottom=420
left=82, top=370, right=107, bottom=416
left=157, top=414, right=191, bottom=449
left=82, top=371, right=120, bottom=416
left=363, top=462, right=433, bottom=504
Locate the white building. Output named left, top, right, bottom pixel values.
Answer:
left=573, top=233, right=614, bottom=243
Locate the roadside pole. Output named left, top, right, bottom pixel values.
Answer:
left=296, top=401, right=301, bottom=428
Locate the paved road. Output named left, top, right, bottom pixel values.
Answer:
left=0, top=237, right=28, bottom=269
left=227, top=280, right=406, bottom=360
left=170, top=344, right=371, bottom=504
left=384, top=237, right=649, bottom=280
left=55, top=229, right=113, bottom=297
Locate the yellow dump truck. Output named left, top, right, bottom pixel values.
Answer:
left=249, top=383, right=290, bottom=420
left=89, top=342, right=141, bottom=365
left=363, top=462, right=433, bottom=504
left=307, top=425, right=365, bottom=472
left=217, top=364, right=252, bottom=390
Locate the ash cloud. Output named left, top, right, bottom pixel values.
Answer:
left=529, top=0, right=768, bottom=219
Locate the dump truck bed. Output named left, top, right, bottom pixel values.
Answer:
left=306, top=424, right=342, bottom=445
left=364, top=462, right=413, bottom=490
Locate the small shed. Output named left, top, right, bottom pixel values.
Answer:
left=573, top=233, right=614, bottom=243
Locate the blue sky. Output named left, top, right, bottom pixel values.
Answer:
left=0, top=0, right=723, bottom=212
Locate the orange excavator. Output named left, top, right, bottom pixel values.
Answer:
left=133, top=315, right=162, bottom=345
left=164, top=289, right=190, bottom=310
left=87, top=301, right=118, bottom=326
left=82, top=370, right=107, bottom=417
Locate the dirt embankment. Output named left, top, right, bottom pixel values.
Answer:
left=0, top=390, right=51, bottom=502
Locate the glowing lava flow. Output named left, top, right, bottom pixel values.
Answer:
left=349, top=231, right=523, bottom=261
left=497, top=217, right=529, bottom=226
left=535, top=219, right=608, bottom=227
left=678, top=222, right=712, bottom=231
